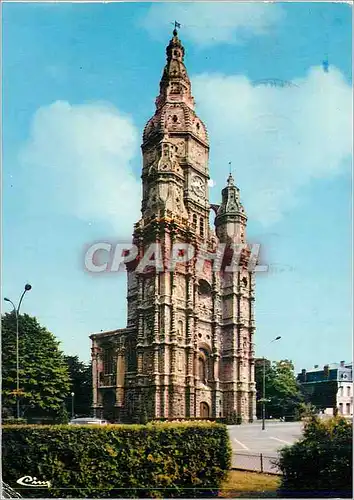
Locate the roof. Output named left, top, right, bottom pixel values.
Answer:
left=301, top=362, right=352, bottom=373
left=90, top=327, right=135, bottom=339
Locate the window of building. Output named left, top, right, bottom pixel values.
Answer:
left=346, top=403, right=351, bottom=414
left=126, top=337, right=137, bottom=372
left=103, top=348, right=113, bottom=375
left=192, top=214, right=197, bottom=230
left=347, top=386, right=351, bottom=397
left=340, top=386, right=344, bottom=397
left=198, top=357, right=206, bottom=382
left=200, top=217, right=204, bottom=238
left=198, top=279, right=211, bottom=296
left=339, top=403, right=343, bottom=414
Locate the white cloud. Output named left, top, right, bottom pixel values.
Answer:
left=20, top=101, right=141, bottom=236
left=19, top=67, right=352, bottom=233
left=141, top=2, right=284, bottom=47
left=193, top=66, right=352, bottom=225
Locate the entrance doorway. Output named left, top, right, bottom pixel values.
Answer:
left=200, top=402, right=210, bottom=418
left=102, top=390, right=116, bottom=422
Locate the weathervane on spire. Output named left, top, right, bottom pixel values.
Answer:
left=227, top=162, right=234, bottom=186
left=173, top=20, right=181, bottom=36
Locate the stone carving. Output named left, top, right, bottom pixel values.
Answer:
left=172, top=139, right=186, bottom=157
left=144, top=147, right=157, bottom=168
left=197, top=295, right=212, bottom=320
left=189, top=141, right=205, bottom=166
left=144, top=277, right=155, bottom=299
left=175, top=274, right=186, bottom=299
left=165, top=109, right=185, bottom=130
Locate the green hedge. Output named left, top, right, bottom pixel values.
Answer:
left=2, top=421, right=231, bottom=498
left=277, top=416, right=352, bottom=498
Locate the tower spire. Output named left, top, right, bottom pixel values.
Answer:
left=155, top=26, right=194, bottom=110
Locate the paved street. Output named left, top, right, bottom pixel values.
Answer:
left=228, top=421, right=304, bottom=473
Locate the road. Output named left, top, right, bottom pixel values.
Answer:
left=228, top=421, right=304, bottom=473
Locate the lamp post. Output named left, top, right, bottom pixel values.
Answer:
left=4, top=284, right=32, bottom=419
left=71, top=392, right=75, bottom=418
left=261, top=336, right=281, bottom=431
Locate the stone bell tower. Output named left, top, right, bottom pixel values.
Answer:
left=90, top=28, right=256, bottom=423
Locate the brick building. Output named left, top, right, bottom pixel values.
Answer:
left=90, top=29, right=256, bottom=423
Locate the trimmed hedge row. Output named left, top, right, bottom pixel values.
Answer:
left=2, top=421, right=231, bottom=498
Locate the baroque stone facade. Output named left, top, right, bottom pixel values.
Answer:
left=90, top=29, right=257, bottom=423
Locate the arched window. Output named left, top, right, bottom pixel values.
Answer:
left=200, top=217, right=204, bottom=238
left=198, top=348, right=210, bottom=383
left=199, top=279, right=211, bottom=296
left=198, top=357, right=206, bottom=382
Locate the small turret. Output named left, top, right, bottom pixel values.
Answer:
left=215, top=173, right=247, bottom=243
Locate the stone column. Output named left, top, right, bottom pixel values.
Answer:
left=115, top=347, right=125, bottom=407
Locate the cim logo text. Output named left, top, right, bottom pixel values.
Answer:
left=16, top=476, right=51, bottom=488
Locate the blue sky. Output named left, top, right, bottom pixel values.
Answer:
left=2, top=2, right=352, bottom=372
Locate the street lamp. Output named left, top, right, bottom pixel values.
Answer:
left=71, top=392, right=75, bottom=418
left=4, top=284, right=32, bottom=419
left=261, top=336, right=281, bottom=431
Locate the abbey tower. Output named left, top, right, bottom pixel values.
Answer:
left=90, top=29, right=256, bottom=422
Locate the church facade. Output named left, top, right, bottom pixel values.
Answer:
left=90, top=29, right=257, bottom=423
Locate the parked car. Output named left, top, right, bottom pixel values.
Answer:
left=68, top=417, right=108, bottom=425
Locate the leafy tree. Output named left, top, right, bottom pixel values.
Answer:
left=255, top=358, right=304, bottom=419
left=63, top=355, right=92, bottom=417
left=54, top=402, right=70, bottom=424
left=2, top=312, right=71, bottom=420
left=277, top=416, right=352, bottom=497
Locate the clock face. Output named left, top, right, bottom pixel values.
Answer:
left=191, top=175, right=205, bottom=199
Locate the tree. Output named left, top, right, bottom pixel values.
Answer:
left=2, top=312, right=71, bottom=420
left=277, top=416, right=352, bottom=497
left=63, top=355, right=92, bottom=417
left=255, top=358, right=304, bottom=419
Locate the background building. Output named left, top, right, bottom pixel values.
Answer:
left=297, top=361, right=353, bottom=417
left=90, top=29, right=256, bottom=423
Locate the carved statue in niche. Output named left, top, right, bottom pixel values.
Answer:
left=146, top=185, right=159, bottom=210
left=177, top=320, right=184, bottom=342
left=175, top=185, right=185, bottom=212
left=178, top=351, right=183, bottom=371
left=175, top=275, right=186, bottom=299
left=144, top=277, right=155, bottom=299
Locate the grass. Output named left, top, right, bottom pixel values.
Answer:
left=219, top=470, right=281, bottom=498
